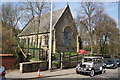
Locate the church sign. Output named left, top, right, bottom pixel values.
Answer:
left=78, top=49, right=86, bottom=55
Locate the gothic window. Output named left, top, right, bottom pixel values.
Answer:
left=64, top=27, right=72, bottom=46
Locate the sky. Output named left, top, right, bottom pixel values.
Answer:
left=1, top=1, right=119, bottom=29
left=118, top=2, right=120, bottom=29
left=54, top=2, right=118, bottom=28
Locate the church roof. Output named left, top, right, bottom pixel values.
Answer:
left=18, top=5, right=68, bottom=36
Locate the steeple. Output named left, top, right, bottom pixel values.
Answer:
left=67, top=2, right=69, bottom=5
left=66, top=2, right=69, bottom=8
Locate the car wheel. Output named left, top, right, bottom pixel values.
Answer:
left=113, top=65, right=117, bottom=69
left=90, top=70, right=95, bottom=77
left=101, top=69, right=105, bottom=74
left=76, top=70, right=80, bottom=74
left=118, top=64, right=120, bottom=67
left=113, top=66, right=116, bottom=69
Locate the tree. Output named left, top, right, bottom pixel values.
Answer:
left=1, top=25, right=20, bottom=54
left=1, top=2, right=23, bottom=54
left=77, top=2, right=102, bottom=54
left=28, top=2, right=50, bottom=47
left=94, top=9, right=118, bottom=56
left=77, top=2, right=119, bottom=57
left=22, top=1, right=50, bottom=58
left=1, top=3, right=29, bottom=62
left=2, top=3, right=23, bottom=36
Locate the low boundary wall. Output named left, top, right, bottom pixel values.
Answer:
left=63, top=61, right=81, bottom=69
left=20, top=61, right=48, bottom=73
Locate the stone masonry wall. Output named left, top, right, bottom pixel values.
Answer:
left=20, top=61, right=48, bottom=73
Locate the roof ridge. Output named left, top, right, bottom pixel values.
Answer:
left=34, top=7, right=66, bottom=19
left=52, top=5, right=68, bottom=30
left=18, top=6, right=68, bottom=36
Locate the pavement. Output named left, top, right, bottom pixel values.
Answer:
left=5, top=68, right=75, bottom=79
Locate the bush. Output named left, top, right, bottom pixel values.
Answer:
left=64, top=52, right=77, bottom=57
left=30, top=58, right=39, bottom=61
left=2, top=27, right=20, bottom=55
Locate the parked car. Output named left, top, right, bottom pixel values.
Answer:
left=0, top=66, right=6, bottom=80
left=76, top=56, right=105, bottom=77
left=115, top=59, right=120, bottom=67
left=103, top=59, right=118, bottom=69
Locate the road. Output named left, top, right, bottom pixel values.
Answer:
left=6, top=67, right=119, bottom=80
left=31, top=67, right=119, bottom=80
left=46, top=68, right=119, bottom=78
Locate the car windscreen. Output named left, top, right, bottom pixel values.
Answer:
left=105, top=59, right=115, bottom=64
left=116, top=59, right=120, bottom=62
left=83, top=58, right=93, bottom=62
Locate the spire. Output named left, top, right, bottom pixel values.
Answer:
left=67, top=2, right=69, bottom=5
left=67, top=1, right=69, bottom=6
left=66, top=1, right=69, bottom=8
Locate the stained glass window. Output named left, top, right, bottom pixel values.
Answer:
left=64, top=27, right=72, bottom=46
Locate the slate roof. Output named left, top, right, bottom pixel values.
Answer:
left=18, top=6, right=67, bottom=36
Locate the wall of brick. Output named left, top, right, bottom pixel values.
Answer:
left=0, top=54, right=16, bottom=70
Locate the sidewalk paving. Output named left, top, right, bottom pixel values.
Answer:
left=6, top=68, right=75, bottom=79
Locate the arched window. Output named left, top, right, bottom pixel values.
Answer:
left=63, top=27, right=72, bottom=46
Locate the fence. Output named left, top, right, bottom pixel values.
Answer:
left=52, top=52, right=83, bottom=69
left=63, top=52, right=83, bottom=62
left=22, top=47, right=48, bottom=61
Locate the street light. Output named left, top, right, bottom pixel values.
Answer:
left=49, top=0, right=53, bottom=70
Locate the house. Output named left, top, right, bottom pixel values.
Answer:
left=18, top=5, right=79, bottom=58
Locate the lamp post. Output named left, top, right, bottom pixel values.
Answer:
left=49, top=0, right=53, bottom=71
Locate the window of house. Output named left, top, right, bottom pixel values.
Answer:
left=31, top=37, right=33, bottom=45
left=21, top=38, right=26, bottom=46
left=28, top=38, right=30, bottom=45
left=21, top=38, right=25, bottom=43
left=43, top=35, right=49, bottom=45
left=45, top=36, right=49, bottom=45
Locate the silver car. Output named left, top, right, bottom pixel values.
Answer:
left=0, top=66, right=6, bottom=80
left=76, top=56, right=105, bottom=77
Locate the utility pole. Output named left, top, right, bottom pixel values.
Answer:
left=49, top=0, right=53, bottom=70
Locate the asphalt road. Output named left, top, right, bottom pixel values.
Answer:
left=6, top=67, right=119, bottom=80
left=30, top=67, right=119, bottom=80
left=47, top=68, right=119, bottom=78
